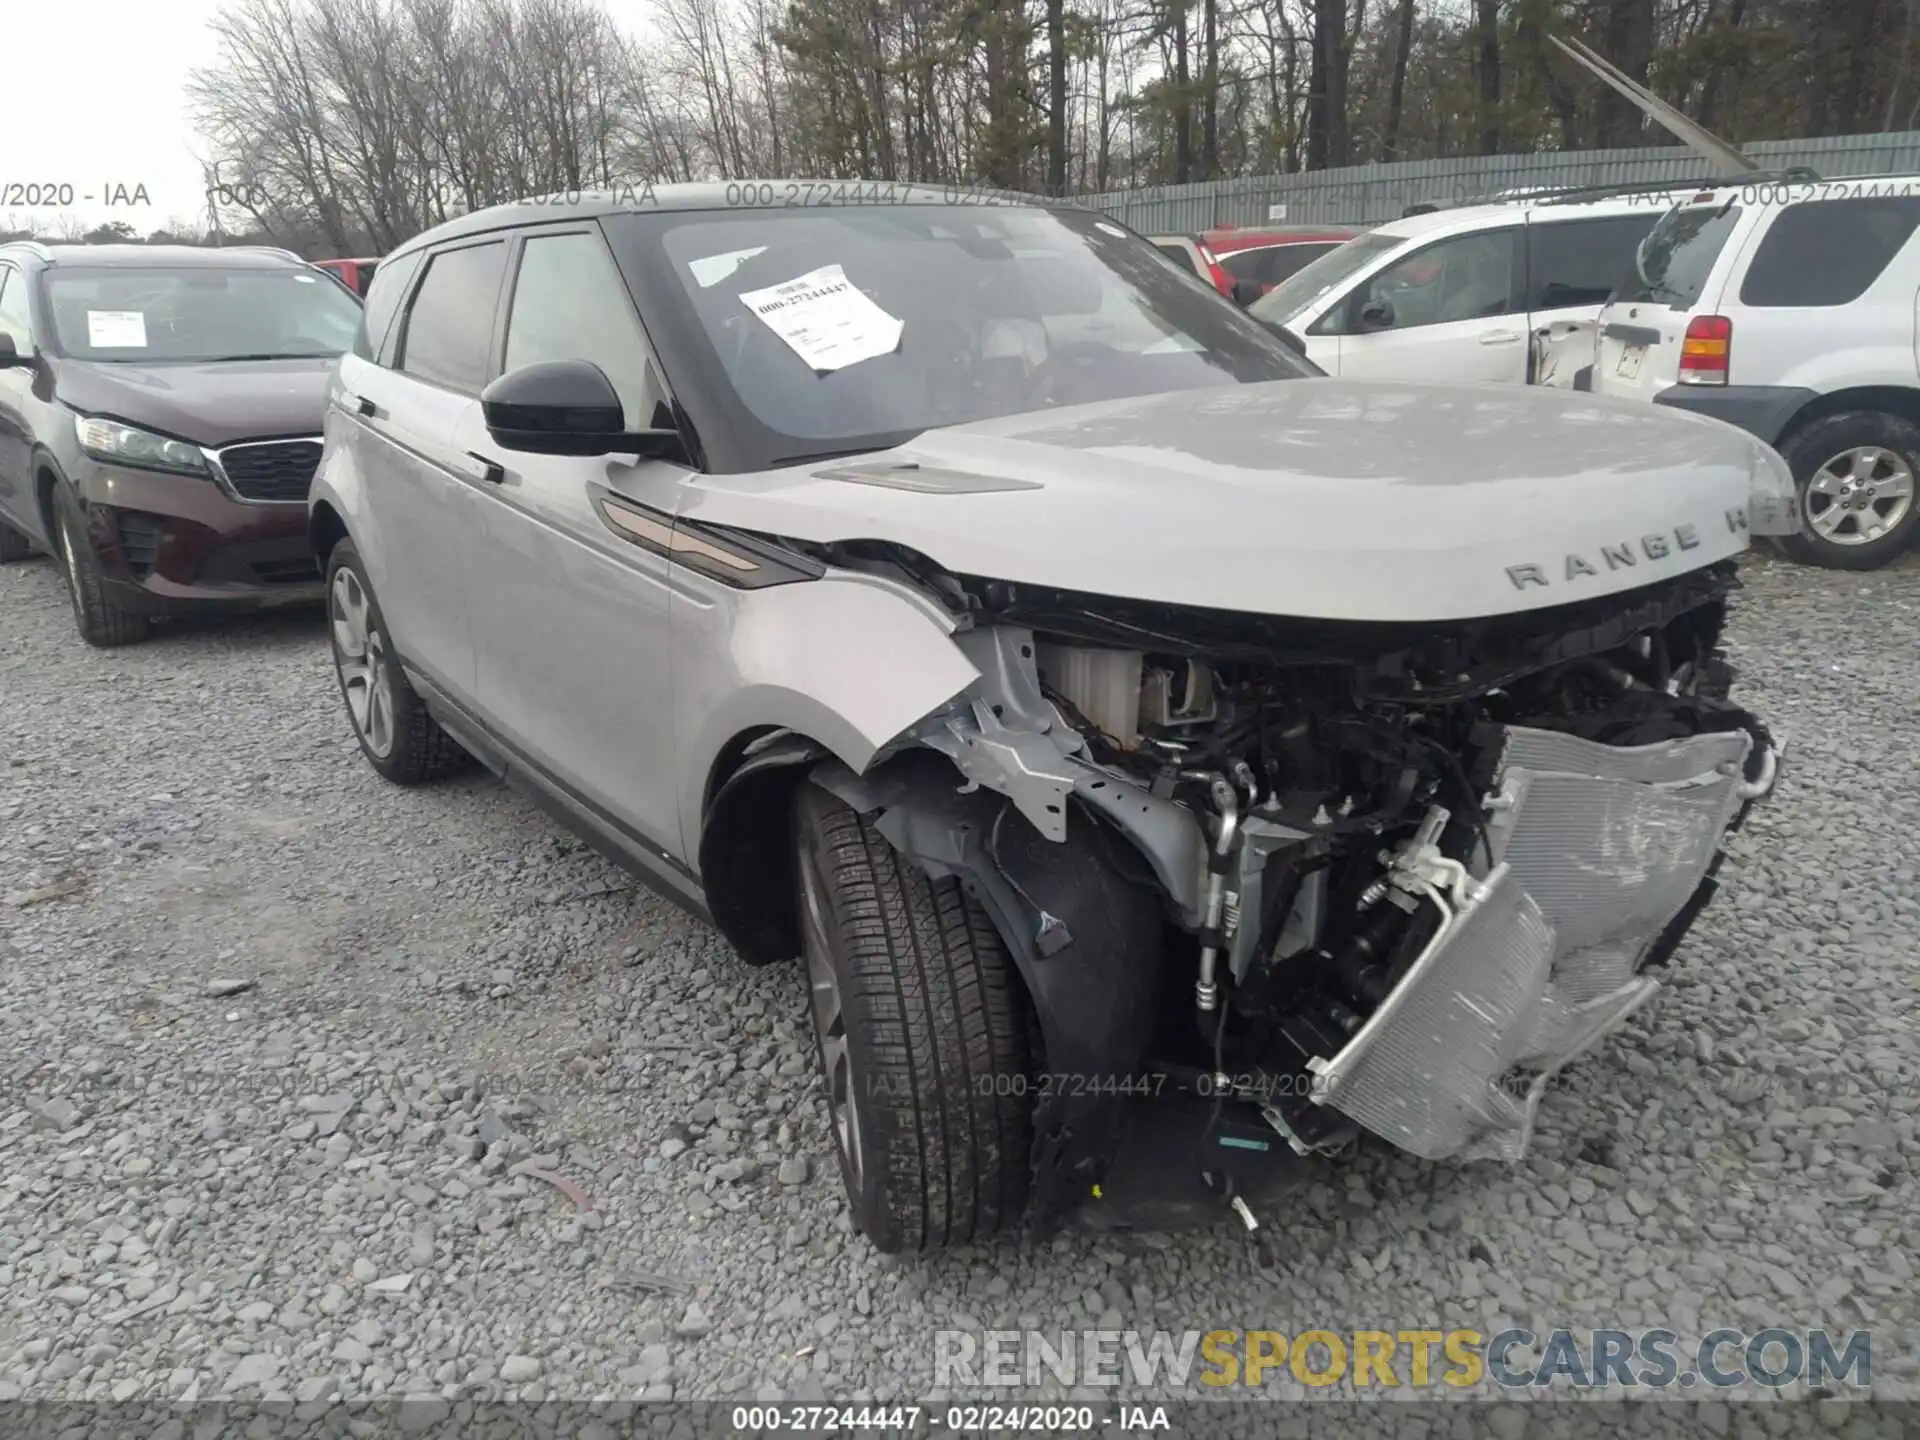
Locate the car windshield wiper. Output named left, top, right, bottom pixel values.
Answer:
left=194, top=352, right=336, bottom=362
left=765, top=444, right=898, bottom=469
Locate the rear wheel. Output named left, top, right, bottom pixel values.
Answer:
left=1779, top=411, right=1920, bottom=570
left=793, top=779, right=1032, bottom=1252
left=326, top=538, right=471, bottom=785
left=52, top=486, right=149, bottom=647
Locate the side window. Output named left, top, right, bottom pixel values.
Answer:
left=502, top=231, right=673, bottom=430
left=1155, top=242, right=1200, bottom=278
left=0, top=268, right=32, bottom=352
left=1352, top=229, right=1520, bottom=331
left=1263, top=243, right=1338, bottom=286
left=353, top=249, right=424, bottom=365
left=1739, top=197, right=1920, bottom=308
left=1527, top=214, right=1659, bottom=310
left=396, top=242, right=508, bottom=392
left=1220, top=249, right=1267, bottom=283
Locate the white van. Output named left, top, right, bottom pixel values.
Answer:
left=1249, top=193, right=1688, bottom=384
left=1587, top=176, right=1920, bottom=569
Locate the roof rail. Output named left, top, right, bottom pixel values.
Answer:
left=208, top=244, right=307, bottom=263
left=1528, top=167, right=1822, bottom=207
left=0, top=239, right=53, bottom=260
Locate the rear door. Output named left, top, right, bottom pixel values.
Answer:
left=1319, top=225, right=1528, bottom=382
left=353, top=238, right=505, bottom=701
left=1522, top=210, right=1665, bottom=373
left=1592, top=198, right=1748, bottom=402
left=1725, top=194, right=1920, bottom=385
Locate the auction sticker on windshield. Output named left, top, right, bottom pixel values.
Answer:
left=87, top=310, right=147, bottom=347
left=738, top=263, right=904, bottom=372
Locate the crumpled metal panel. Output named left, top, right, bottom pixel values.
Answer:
left=1312, top=723, right=1751, bottom=1163
left=1310, top=864, right=1556, bottom=1160
left=1483, top=724, right=1751, bottom=1060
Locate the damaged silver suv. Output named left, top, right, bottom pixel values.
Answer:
left=311, top=185, right=1795, bottom=1255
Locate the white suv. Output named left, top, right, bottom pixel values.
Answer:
left=1588, top=177, right=1920, bottom=569
left=1247, top=192, right=1688, bottom=384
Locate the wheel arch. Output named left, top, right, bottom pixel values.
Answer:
left=31, top=450, right=66, bottom=547
left=310, top=499, right=348, bottom=568
left=697, top=727, right=839, bottom=967
left=1774, top=386, right=1920, bottom=451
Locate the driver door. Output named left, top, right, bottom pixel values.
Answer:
left=463, top=224, right=687, bottom=856
left=1323, top=227, right=1527, bottom=383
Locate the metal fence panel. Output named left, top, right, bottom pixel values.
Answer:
left=1072, top=131, right=1920, bottom=231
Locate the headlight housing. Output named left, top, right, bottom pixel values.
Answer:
left=73, top=414, right=210, bottom=477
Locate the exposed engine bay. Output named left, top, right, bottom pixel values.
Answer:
left=802, top=540, right=1781, bottom=1231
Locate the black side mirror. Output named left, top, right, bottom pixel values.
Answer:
left=1230, top=277, right=1264, bottom=307
left=0, top=333, right=34, bottom=368
left=481, top=360, right=680, bottom=459
left=1357, top=295, right=1396, bottom=331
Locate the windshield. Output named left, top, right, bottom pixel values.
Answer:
left=45, top=266, right=364, bottom=362
left=1249, top=232, right=1403, bottom=323
left=603, top=205, right=1315, bottom=472
left=1613, top=203, right=1742, bottom=308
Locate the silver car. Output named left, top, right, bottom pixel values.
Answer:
left=310, top=184, right=1795, bottom=1258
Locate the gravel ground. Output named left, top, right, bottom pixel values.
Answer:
left=1, top=544, right=1916, bottom=1428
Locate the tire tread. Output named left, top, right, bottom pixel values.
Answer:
left=798, top=783, right=1031, bottom=1252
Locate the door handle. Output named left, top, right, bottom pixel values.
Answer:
left=346, top=393, right=378, bottom=418
left=467, top=452, right=505, bottom=484
left=1478, top=329, right=1521, bottom=345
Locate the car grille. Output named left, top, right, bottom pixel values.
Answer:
left=116, top=512, right=165, bottom=577
left=217, top=440, right=322, bottom=503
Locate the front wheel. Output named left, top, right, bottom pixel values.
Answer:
left=326, top=538, right=471, bottom=785
left=792, top=779, right=1033, bottom=1253
left=52, top=485, right=149, bottom=647
left=1779, top=411, right=1920, bottom=570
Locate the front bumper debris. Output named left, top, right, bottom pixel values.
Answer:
left=1308, top=723, right=1779, bottom=1163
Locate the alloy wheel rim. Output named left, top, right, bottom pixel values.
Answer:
left=1805, top=446, right=1915, bottom=546
left=330, top=568, right=396, bottom=759
left=799, top=845, right=863, bottom=1194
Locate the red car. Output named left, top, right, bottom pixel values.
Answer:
left=1148, top=226, right=1363, bottom=303
left=313, top=257, right=381, bottom=296
left=1202, top=225, right=1364, bottom=298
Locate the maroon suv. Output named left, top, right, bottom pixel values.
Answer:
left=0, top=242, right=363, bottom=645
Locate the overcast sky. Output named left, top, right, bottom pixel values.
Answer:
left=1, top=0, right=226, bottom=235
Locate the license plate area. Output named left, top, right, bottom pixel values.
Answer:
left=1615, top=344, right=1645, bottom=379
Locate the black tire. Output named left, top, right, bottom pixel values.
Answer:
left=0, top=517, right=34, bottom=563
left=325, top=537, right=471, bottom=785
left=51, top=485, right=150, bottom=647
left=793, top=779, right=1032, bottom=1253
left=1779, top=411, right=1920, bottom=571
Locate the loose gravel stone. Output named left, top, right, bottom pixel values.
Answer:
left=1, top=549, right=1915, bottom=1423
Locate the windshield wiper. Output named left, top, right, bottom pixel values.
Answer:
left=194, top=352, right=335, bottom=362
left=765, top=444, right=897, bottom=469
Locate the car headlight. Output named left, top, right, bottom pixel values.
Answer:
left=73, top=414, right=210, bottom=477
left=1746, top=443, right=1801, bottom=537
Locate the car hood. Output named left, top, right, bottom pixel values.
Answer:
left=677, top=378, right=1779, bottom=623
left=54, top=356, right=337, bottom=448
